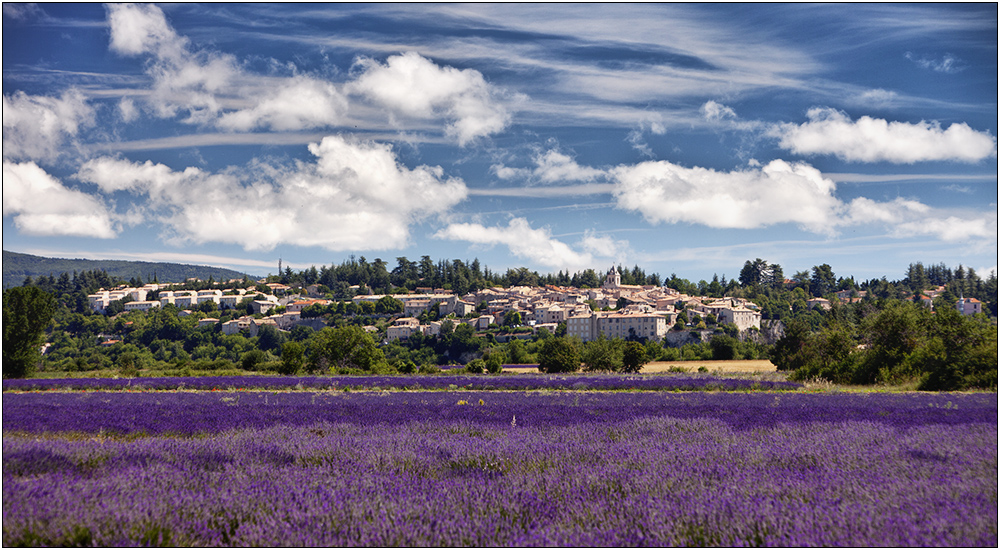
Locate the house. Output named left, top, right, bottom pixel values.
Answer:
left=198, top=318, right=219, bottom=329
left=123, top=300, right=161, bottom=313
left=806, top=298, right=831, bottom=310
left=717, top=306, right=761, bottom=331
left=387, top=317, right=422, bottom=341
left=956, top=297, right=982, bottom=316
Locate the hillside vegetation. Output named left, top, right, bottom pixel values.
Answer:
left=3, top=251, right=256, bottom=288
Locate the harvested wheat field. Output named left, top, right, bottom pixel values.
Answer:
left=643, top=360, right=777, bottom=373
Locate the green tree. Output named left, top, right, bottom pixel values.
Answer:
left=309, top=325, right=386, bottom=373
left=483, top=347, right=506, bottom=373
left=537, top=337, right=581, bottom=373
left=770, top=319, right=814, bottom=372
left=620, top=341, right=649, bottom=373
left=240, top=349, right=269, bottom=371
left=915, top=307, right=997, bottom=390
left=581, top=335, right=622, bottom=372
left=278, top=341, right=306, bottom=375
left=710, top=335, right=739, bottom=361
left=3, top=286, right=57, bottom=378
left=375, top=296, right=404, bottom=315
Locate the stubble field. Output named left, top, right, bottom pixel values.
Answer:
left=3, top=375, right=997, bottom=546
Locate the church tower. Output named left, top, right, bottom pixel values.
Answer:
left=603, top=265, right=621, bottom=289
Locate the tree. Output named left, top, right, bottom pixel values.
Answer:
left=710, top=335, right=739, bottom=361
left=620, top=341, right=649, bottom=373
left=503, top=310, right=522, bottom=327
left=3, top=286, right=57, bottom=378
left=483, top=348, right=506, bottom=374
left=278, top=341, right=306, bottom=375
left=810, top=264, right=837, bottom=297
left=770, top=319, right=814, bottom=372
left=581, top=335, right=623, bottom=372
left=375, top=296, right=404, bottom=315
left=537, top=337, right=581, bottom=373
left=309, top=325, right=386, bottom=373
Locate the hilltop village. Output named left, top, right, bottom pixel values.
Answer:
left=88, top=266, right=772, bottom=344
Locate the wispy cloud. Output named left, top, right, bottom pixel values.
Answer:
left=433, top=217, right=629, bottom=272
left=905, top=52, right=965, bottom=73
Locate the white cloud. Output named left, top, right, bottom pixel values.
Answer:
left=856, top=88, right=897, bottom=107
left=2, top=161, right=116, bottom=238
left=118, top=97, right=139, bottom=123
left=612, top=158, right=843, bottom=233
left=215, top=76, right=348, bottom=132
left=492, top=148, right=606, bottom=184
left=905, top=52, right=964, bottom=74
left=701, top=100, right=737, bottom=122
left=772, top=107, right=997, bottom=163
left=845, top=197, right=996, bottom=242
left=2, top=90, right=95, bottom=162
left=74, top=135, right=467, bottom=251
left=612, top=156, right=997, bottom=244
left=349, top=51, right=512, bottom=145
left=106, top=4, right=346, bottom=131
left=433, top=217, right=619, bottom=272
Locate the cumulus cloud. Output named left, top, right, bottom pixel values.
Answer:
left=433, top=217, right=613, bottom=272
left=74, top=135, right=467, bottom=251
left=612, top=158, right=843, bottom=233
left=2, top=161, right=116, bottom=238
left=2, top=90, right=95, bottom=162
left=349, top=51, right=512, bottom=145
left=611, top=155, right=997, bottom=244
left=771, top=107, right=997, bottom=163
left=106, top=3, right=346, bottom=131
left=216, top=77, right=348, bottom=132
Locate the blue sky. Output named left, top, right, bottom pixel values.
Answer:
left=3, top=3, right=997, bottom=283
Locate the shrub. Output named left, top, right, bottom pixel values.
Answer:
left=465, top=359, right=486, bottom=374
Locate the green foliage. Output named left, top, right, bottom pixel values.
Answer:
left=240, top=349, right=269, bottom=371
left=375, top=296, right=404, bottom=315
left=537, top=337, right=581, bottom=373
left=710, top=335, right=739, bottom=360
left=482, top=348, right=505, bottom=373
left=465, top=358, right=486, bottom=374
left=309, top=325, right=386, bottom=373
left=620, top=341, right=648, bottom=373
left=3, top=286, right=57, bottom=378
left=581, top=335, right=623, bottom=372
left=2, top=250, right=251, bottom=289
left=915, top=308, right=998, bottom=390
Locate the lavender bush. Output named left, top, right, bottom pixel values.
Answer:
left=3, top=391, right=996, bottom=546
left=2, top=373, right=801, bottom=393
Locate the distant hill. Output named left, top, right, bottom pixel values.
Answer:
left=3, top=250, right=260, bottom=288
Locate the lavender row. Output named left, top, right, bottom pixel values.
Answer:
left=3, top=373, right=801, bottom=393
left=4, top=391, right=994, bottom=436
left=5, top=414, right=996, bottom=546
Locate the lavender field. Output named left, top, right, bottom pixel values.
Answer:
left=4, top=387, right=997, bottom=546
left=2, top=373, right=801, bottom=393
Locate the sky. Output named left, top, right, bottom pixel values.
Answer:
left=3, top=3, right=997, bottom=284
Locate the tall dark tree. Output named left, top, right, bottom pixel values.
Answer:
left=3, top=286, right=57, bottom=378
